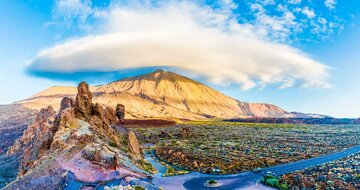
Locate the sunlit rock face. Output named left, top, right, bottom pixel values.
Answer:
left=5, top=82, right=150, bottom=190
left=128, top=131, right=143, bottom=161
left=74, top=82, right=93, bottom=120
left=7, top=106, right=56, bottom=175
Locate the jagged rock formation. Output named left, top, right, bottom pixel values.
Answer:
left=59, top=97, right=74, bottom=112
left=5, top=82, right=152, bottom=190
left=74, top=82, right=93, bottom=120
left=7, top=106, right=56, bottom=175
left=128, top=131, right=143, bottom=161
left=116, top=104, right=125, bottom=125
left=16, top=69, right=294, bottom=119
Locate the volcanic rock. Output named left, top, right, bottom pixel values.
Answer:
left=104, top=107, right=118, bottom=125
left=5, top=81, right=150, bottom=190
left=7, top=106, right=56, bottom=175
left=59, top=97, right=74, bottom=112
left=81, top=143, right=117, bottom=169
left=116, top=104, right=125, bottom=125
left=128, top=131, right=142, bottom=161
left=74, top=82, right=93, bottom=120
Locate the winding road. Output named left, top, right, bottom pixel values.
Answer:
left=146, top=145, right=360, bottom=190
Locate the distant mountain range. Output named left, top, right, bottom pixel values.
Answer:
left=290, top=112, right=331, bottom=119
left=16, top=69, right=299, bottom=119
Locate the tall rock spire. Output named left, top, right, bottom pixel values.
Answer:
left=74, top=82, right=93, bottom=120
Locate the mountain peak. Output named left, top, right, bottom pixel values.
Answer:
left=154, top=68, right=165, bottom=73
left=152, top=69, right=166, bottom=78
left=18, top=70, right=293, bottom=119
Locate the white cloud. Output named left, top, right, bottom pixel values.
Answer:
left=288, top=0, right=301, bottom=4
left=302, top=7, right=316, bottom=19
left=324, top=0, right=336, bottom=10
left=28, top=1, right=330, bottom=90
left=261, top=0, right=276, bottom=5
left=249, top=3, right=302, bottom=41
left=318, top=17, right=327, bottom=25
left=52, top=0, right=107, bottom=31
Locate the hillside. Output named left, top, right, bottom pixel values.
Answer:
left=16, top=69, right=294, bottom=119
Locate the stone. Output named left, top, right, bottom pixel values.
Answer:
left=59, top=97, right=74, bottom=112
left=92, top=103, right=104, bottom=119
left=128, top=131, right=142, bottom=161
left=81, top=143, right=117, bottom=169
left=7, top=106, right=57, bottom=175
left=69, top=120, right=95, bottom=145
left=104, top=107, right=118, bottom=125
left=75, top=82, right=93, bottom=120
left=115, top=104, right=125, bottom=125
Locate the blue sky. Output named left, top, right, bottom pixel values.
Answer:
left=0, top=0, right=359, bottom=118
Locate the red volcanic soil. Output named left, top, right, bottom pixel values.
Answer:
left=123, top=119, right=177, bottom=128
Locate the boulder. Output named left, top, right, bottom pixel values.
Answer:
left=128, top=131, right=142, bottom=161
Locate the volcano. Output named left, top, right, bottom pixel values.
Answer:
left=17, top=69, right=294, bottom=119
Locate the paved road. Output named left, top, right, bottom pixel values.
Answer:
left=146, top=145, right=360, bottom=190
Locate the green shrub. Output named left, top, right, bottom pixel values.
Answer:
left=134, top=186, right=145, bottom=190
left=279, top=183, right=288, bottom=190
left=208, top=179, right=217, bottom=184
left=266, top=178, right=280, bottom=187
left=167, top=167, right=175, bottom=174
left=108, top=141, right=118, bottom=147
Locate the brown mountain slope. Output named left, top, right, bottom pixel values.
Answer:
left=16, top=69, right=294, bottom=119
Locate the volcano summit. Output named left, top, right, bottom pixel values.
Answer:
left=17, top=69, right=293, bottom=120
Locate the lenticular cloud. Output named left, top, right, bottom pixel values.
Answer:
left=28, top=1, right=330, bottom=90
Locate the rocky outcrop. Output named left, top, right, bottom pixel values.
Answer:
left=104, top=107, right=118, bottom=125
left=128, top=131, right=142, bottom=161
left=91, top=103, right=117, bottom=126
left=7, top=106, right=56, bottom=175
left=116, top=104, right=125, bottom=125
left=72, top=82, right=121, bottom=148
left=5, top=82, right=149, bottom=189
left=74, top=82, right=93, bottom=120
left=59, top=97, right=74, bottom=112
